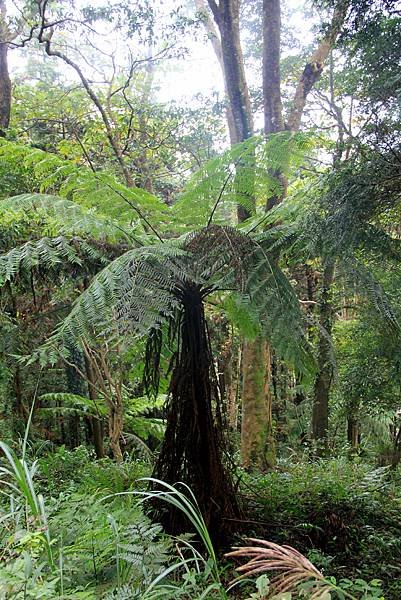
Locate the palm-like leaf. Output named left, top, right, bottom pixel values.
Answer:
left=0, top=235, right=106, bottom=284
left=226, top=538, right=333, bottom=599
left=35, top=225, right=312, bottom=375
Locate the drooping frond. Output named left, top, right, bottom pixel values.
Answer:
left=39, top=392, right=107, bottom=418
left=337, top=256, right=399, bottom=330
left=0, top=139, right=168, bottom=233
left=183, top=226, right=313, bottom=374
left=0, top=236, right=105, bottom=285
left=0, top=193, right=130, bottom=242
left=49, top=242, right=187, bottom=347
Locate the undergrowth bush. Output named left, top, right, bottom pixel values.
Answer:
left=242, top=458, right=401, bottom=599
left=1, top=443, right=398, bottom=599
left=37, top=445, right=150, bottom=496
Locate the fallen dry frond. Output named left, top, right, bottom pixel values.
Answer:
left=226, top=538, right=333, bottom=598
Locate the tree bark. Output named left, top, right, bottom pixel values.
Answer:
left=207, top=0, right=254, bottom=147
left=286, top=1, right=350, bottom=131
left=241, top=337, right=275, bottom=469
left=262, top=0, right=287, bottom=209
left=0, top=0, right=11, bottom=135
left=263, top=0, right=283, bottom=135
left=347, top=417, right=359, bottom=450
left=108, top=401, right=123, bottom=462
left=195, top=0, right=237, bottom=144
left=312, top=260, right=335, bottom=449
left=84, top=355, right=105, bottom=459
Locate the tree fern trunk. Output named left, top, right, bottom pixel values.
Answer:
left=152, top=282, right=241, bottom=543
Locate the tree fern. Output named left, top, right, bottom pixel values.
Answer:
left=35, top=225, right=311, bottom=375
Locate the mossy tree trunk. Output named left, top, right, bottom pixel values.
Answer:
left=241, top=337, right=275, bottom=470
left=312, top=260, right=335, bottom=450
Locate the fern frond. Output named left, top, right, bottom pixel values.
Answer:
left=39, top=392, right=107, bottom=417
left=0, top=236, right=105, bottom=285
left=173, top=132, right=315, bottom=230
left=337, top=256, right=399, bottom=330
left=48, top=243, right=187, bottom=346
left=0, top=193, right=129, bottom=241
left=0, top=140, right=168, bottom=233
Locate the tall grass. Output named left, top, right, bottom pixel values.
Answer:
left=104, top=477, right=230, bottom=599
left=0, top=399, right=55, bottom=568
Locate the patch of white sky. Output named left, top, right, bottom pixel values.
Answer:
left=156, top=0, right=316, bottom=103
left=8, top=0, right=317, bottom=108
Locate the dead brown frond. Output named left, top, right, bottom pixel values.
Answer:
left=226, top=538, right=333, bottom=598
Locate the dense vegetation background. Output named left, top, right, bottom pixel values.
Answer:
left=0, top=0, right=401, bottom=598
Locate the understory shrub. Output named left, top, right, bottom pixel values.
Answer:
left=242, top=458, right=401, bottom=599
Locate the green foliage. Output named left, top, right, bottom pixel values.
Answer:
left=0, top=139, right=167, bottom=233
left=0, top=236, right=105, bottom=286
left=243, top=458, right=401, bottom=598
left=173, top=132, right=316, bottom=230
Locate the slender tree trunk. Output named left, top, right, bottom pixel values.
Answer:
left=84, top=355, right=105, bottom=459
left=208, top=0, right=253, bottom=143
left=108, top=401, right=123, bottom=462
left=239, top=0, right=284, bottom=468
left=92, top=419, right=104, bottom=459
left=347, top=417, right=359, bottom=450
left=195, top=0, right=237, bottom=144
left=312, top=260, right=335, bottom=449
left=206, top=0, right=279, bottom=469
left=0, top=0, right=11, bottom=135
left=241, top=338, right=275, bottom=469
left=263, top=0, right=283, bottom=135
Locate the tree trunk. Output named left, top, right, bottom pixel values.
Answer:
left=209, top=0, right=253, bottom=145
left=241, top=337, right=275, bottom=470
left=263, top=0, right=283, bottom=135
left=0, top=0, right=11, bottom=135
left=152, top=282, right=241, bottom=543
left=84, top=355, right=105, bottom=459
left=108, top=401, right=123, bottom=462
left=194, top=0, right=237, bottom=144
left=263, top=0, right=288, bottom=213
left=312, top=260, right=335, bottom=449
left=206, top=0, right=279, bottom=468
left=237, top=0, right=284, bottom=468
left=347, top=417, right=359, bottom=450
